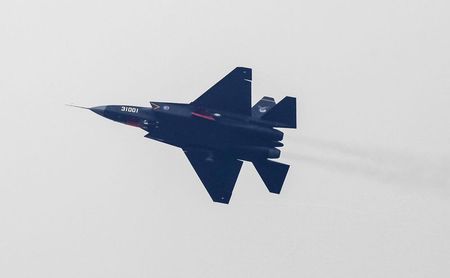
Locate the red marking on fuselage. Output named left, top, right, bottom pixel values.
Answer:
left=127, top=121, right=140, bottom=127
left=192, top=112, right=215, bottom=121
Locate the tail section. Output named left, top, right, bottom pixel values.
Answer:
left=252, top=96, right=276, bottom=118
left=253, top=159, right=290, bottom=194
left=261, top=96, right=296, bottom=128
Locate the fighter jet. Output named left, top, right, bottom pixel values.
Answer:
left=72, top=67, right=297, bottom=204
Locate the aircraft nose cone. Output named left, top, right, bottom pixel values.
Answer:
left=90, top=106, right=107, bottom=116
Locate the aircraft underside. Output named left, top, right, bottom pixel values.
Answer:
left=76, top=67, right=297, bottom=204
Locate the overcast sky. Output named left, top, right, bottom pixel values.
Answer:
left=1, top=0, right=449, bottom=277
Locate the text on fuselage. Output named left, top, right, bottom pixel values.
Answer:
left=121, top=106, right=139, bottom=113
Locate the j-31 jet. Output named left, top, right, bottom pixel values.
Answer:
left=71, top=67, right=297, bottom=204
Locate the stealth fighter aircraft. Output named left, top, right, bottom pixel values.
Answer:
left=72, top=67, right=297, bottom=204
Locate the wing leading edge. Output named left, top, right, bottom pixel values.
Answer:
left=191, top=67, right=252, bottom=115
left=183, top=149, right=243, bottom=204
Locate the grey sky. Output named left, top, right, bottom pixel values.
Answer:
left=1, top=0, right=449, bottom=277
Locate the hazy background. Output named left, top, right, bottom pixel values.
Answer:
left=1, top=0, right=449, bottom=277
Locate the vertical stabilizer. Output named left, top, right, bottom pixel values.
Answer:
left=252, top=96, right=276, bottom=118
left=261, top=96, right=296, bottom=128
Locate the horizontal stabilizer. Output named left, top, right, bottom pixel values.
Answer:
left=253, top=160, right=290, bottom=194
left=252, top=96, right=276, bottom=118
left=261, top=96, right=296, bottom=128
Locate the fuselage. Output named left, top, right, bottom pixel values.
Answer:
left=92, top=102, right=284, bottom=162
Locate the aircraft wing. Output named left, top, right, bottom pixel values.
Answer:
left=183, top=148, right=243, bottom=204
left=191, top=67, right=252, bottom=116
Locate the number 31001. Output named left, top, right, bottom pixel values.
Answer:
left=121, top=106, right=139, bottom=113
